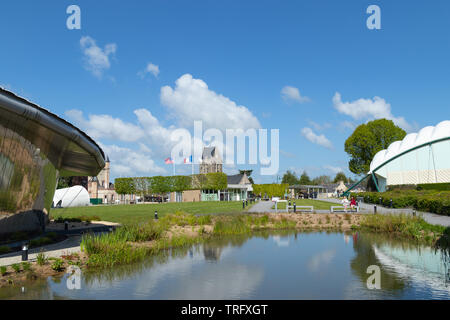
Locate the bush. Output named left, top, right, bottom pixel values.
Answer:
left=353, top=190, right=450, bottom=216
left=36, top=251, right=48, bottom=266
left=11, top=263, right=21, bottom=273
left=0, top=246, right=11, bottom=255
left=51, top=259, right=64, bottom=272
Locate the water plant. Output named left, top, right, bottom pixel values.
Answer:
left=51, top=258, right=64, bottom=272
left=36, top=251, right=48, bottom=265
left=22, top=262, right=31, bottom=271
left=11, top=263, right=21, bottom=273
left=0, top=266, right=7, bottom=276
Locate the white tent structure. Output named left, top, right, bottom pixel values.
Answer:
left=368, top=120, right=450, bottom=191
left=52, top=186, right=90, bottom=208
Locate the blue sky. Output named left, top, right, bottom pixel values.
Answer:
left=1, top=0, right=449, bottom=183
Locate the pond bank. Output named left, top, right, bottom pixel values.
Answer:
left=0, top=211, right=447, bottom=288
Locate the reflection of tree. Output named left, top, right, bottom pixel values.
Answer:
left=350, top=232, right=407, bottom=295
left=203, top=244, right=223, bottom=261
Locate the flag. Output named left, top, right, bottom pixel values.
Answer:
left=165, top=157, right=174, bottom=164
left=184, top=155, right=193, bottom=164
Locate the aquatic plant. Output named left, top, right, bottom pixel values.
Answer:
left=0, top=266, right=7, bottom=276
left=22, top=262, right=31, bottom=271
left=11, top=263, right=21, bottom=273
left=36, top=251, right=48, bottom=266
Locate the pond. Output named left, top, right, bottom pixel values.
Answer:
left=1, top=231, right=449, bottom=299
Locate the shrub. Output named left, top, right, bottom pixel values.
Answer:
left=51, top=259, right=64, bottom=272
left=0, top=246, right=11, bottom=255
left=37, top=251, right=48, bottom=266
left=11, top=263, right=21, bottom=273
left=22, top=262, right=31, bottom=271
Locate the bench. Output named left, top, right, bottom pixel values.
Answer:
left=331, top=206, right=359, bottom=213
left=288, top=205, right=314, bottom=213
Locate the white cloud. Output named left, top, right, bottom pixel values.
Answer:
left=80, top=36, right=117, bottom=78
left=161, top=74, right=261, bottom=130
left=308, top=120, right=332, bottom=131
left=139, top=62, right=160, bottom=78
left=301, top=127, right=333, bottom=149
left=65, top=109, right=145, bottom=142
left=323, top=165, right=343, bottom=174
left=100, top=144, right=165, bottom=177
left=281, top=86, right=310, bottom=104
left=332, top=92, right=412, bottom=131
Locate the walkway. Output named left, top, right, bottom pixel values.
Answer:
left=0, top=235, right=82, bottom=267
left=247, top=199, right=450, bottom=227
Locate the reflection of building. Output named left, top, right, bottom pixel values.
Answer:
left=0, top=88, right=104, bottom=235
left=88, top=156, right=119, bottom=204
left=200, top=147, right=222, bottom=174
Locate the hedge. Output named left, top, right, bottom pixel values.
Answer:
left=114, top=172, right=228, bottom=196
left=253, top=184, right=289, bottom=198
left=351, top=190, right=450, bottom=216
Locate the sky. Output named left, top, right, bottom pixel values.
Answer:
left=1, top=0, right=449, bottom=183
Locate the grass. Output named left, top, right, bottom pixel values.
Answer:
left=53, top=215, right=101, bottom=223
left=51, top=201, right=247, bottom=225
left=360, top=213, right=447, bottom=244
left=36, top=251, right=47, bottom=266
left=271, top=199, right=334, bottom=210
left=11, top=263, right=21, bottom=273
left=0, top=266, right=6, bottom=276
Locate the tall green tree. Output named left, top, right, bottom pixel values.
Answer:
left=345, top=119, right=406, bottom=174
left=333, top=172, right=348, bottom=183
left=281, top=170, right=299, bottom=185
left=298, top=171, right=311, bottom=185
left=311, top=175, right=331, bottom=185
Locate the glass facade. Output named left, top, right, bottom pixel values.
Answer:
left=0, top=89, right=104, bottom=235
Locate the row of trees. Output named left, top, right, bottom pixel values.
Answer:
left=114, top=172, right=228, bottom=196
left=281, top=170, right=356, bottom=186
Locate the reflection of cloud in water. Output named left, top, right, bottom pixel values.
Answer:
left=307, top=249, right=336, bottom=271
left=127, top=246, right=264, bottom=299
left=373, top=245, right=450, bottom=297
left=273, top=236, right=289, bottom=247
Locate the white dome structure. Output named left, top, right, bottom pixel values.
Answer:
left=368, top=120, right=450, bottom=191
left=52, top=186, right=90, bottom=208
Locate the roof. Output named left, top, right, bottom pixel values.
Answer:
left=227, top=174, right=245, bottom=185
left=369, top=120, right=450, bottom=173
left=0, top=87, right=105, bottom=176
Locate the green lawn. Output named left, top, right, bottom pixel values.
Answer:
left=50, top=201, right=249, bottom=225
left=272, top=199, right=334, bottom=210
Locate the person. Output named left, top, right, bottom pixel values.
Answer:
left=350, top=197, right=357, bottom=212
left=341, top=197, right=349, bottom=212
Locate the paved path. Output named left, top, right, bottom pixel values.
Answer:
left=318, top=198, right=450, bottom=227
left=0, top=236, right=83, bottom=267
left=247, top=199, right=450, bottom=227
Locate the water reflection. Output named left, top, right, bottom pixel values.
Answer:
left=1, top=231, right=449, bottom=300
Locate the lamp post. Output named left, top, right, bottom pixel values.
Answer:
left=22, top=242, right=29, bottom=261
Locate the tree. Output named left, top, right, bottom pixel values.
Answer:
left=345, top=119, right=406, bottom=174
left=333, top=172, right=348, bottom=184
left=298, top=171, right=311, bottom=185
left=311, top=175, right=331, bottom=185
left=281, top=170, right=299, bottom=185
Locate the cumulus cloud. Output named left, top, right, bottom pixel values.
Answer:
left=80, top=36, right=116, bottom=78
left=301, top=127, right=333, bottom=149
left=281, top=86, right=310, bottom=104
left=332, top=92, right=412, bottom=131
left=100, top=144, right=165, bottom=177
left=161, top=74, right=261, bottom=130
left=323, top=165, right=344, bottom=174
left=65, top=109, right=145, bottom=142
left=139, top=62, right=160, bottom=78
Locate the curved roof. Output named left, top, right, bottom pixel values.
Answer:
left=369, top=120, right=450, bottom=173
left=0, top=87, right=105, bottom=176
